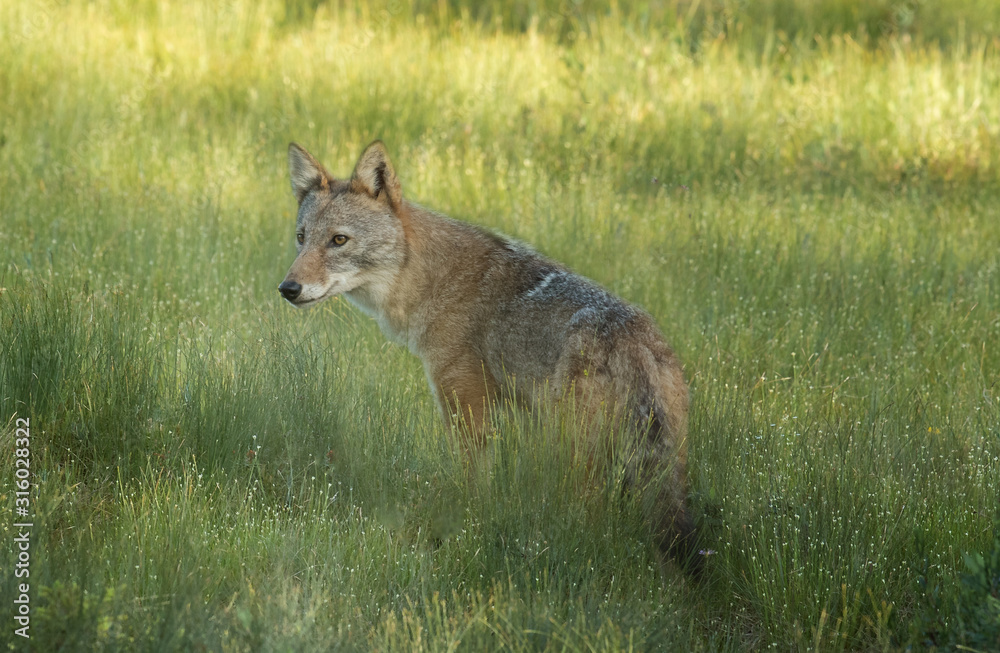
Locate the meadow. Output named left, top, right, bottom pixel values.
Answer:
left=1, top=0, right=999, bottom=650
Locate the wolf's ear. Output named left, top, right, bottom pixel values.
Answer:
left=288, top=143, right=332, bottom=204
left=351, top=141, right=402, bottom=208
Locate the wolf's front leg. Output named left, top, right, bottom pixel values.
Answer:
left=429, top=358, right=499, bottom=453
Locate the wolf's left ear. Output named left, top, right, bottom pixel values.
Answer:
left=351, top=141, right=402, bottom=209
left=288, top=143, right=332, bottom=204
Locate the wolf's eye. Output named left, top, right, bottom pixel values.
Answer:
left=331, top=234, right=349, bottom=247
left=296, top=232, right=304, bottom=244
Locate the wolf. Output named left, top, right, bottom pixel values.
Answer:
left=278, top=141, right=700, bottom=573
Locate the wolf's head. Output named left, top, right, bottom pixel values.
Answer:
left=279, top=141, right=408, bottom=308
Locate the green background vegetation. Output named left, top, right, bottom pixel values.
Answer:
left=2, top=0, right=999, bottom=650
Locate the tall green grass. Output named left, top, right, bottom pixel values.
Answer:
left=2, top=1, right=999, bottom=650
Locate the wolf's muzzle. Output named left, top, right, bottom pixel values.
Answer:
left=278, top=280, right=302, bottom=301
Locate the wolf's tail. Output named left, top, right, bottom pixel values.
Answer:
left=620, top=352, right=703, bottom=577
left=640, top=407, right=703, bottom=577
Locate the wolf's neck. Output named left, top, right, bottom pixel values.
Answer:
left=341, top=204, right=437, bottom=350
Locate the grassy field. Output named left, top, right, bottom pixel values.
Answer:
left=2, top=0, right=999, bottom=650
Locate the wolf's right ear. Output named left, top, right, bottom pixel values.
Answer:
left=288, top=143, right=332, bottom=204
left=351, top=141, right=402, bottom=209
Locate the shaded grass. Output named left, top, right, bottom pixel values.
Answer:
left=2, top=1, right=999, bottom=650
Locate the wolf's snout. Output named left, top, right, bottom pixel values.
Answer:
left=278, top=280, right=302, bottom=301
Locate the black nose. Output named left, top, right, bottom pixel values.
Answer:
left=278, top=280, right=302, bottom=301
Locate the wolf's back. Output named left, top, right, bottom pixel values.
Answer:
left=486, top=258, right=701, bottom=574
